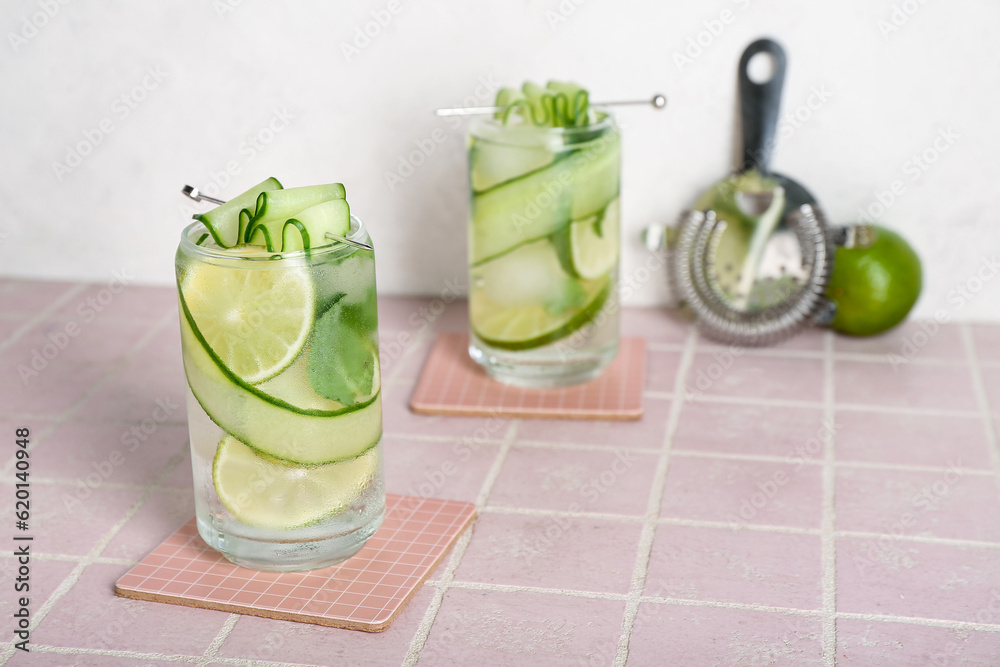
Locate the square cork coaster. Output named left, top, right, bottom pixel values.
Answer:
left=115, top=495, right=476, bottom=632
left=409, top=333, right=645, bottom=420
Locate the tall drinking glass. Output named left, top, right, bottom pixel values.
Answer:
left=175, top=216, right=384, bottom=571
left=467, top=111, right=621, bottom=387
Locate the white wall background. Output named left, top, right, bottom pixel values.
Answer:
left=2, top=0, right=998, bottom=320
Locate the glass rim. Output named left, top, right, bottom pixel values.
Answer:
left=469, top=108, right=616, bottom=138
left=178, top=214, right=369, bottom=261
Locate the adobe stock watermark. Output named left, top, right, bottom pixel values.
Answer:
left=586, top=577, right=760, bottom=665
left=726, top=419, right=837, bottom=528
left=684, top=344, right=744, bottom=399
left=946, top=254, right=999, bottom=312
left=62, top=396, right=181, bottom=511
left=17, top=270, right=135, bottom=386
left=340, top=0, right=403, bottom=63
left=506, top=132, right=616, bottom=236
left=51, top=66, right=168, bottom=182
left=394, top=409, right=510, bottom=512
left=212, top=0, right=245, bottom=18
left=851, top=460, right=965, bottom=577
left=553, top=250, right=666, bottom=362
left=544, top=0, right=587, bottom=29
left=178, top=108, right=296, bottom=220
left=379, top=274, right=466, bottom=377
left=672, top=0, right=755, bottom=72
left=856, top=127, right=959, bottom=224
left=7, top=0, right=71, bottom=53
left=523, top=450, right=637, bottom=564
left=383, top=75, right=499, bottom=192
left=745, top=85, right=833, bottom=169
left=928, top=596, right=1000, bottom=666
left=877, top=0, right=930, bottom=40
left=886, top=254, right=999, bottom=371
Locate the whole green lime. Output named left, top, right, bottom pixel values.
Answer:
left=826, top=226, right=922, bottom=336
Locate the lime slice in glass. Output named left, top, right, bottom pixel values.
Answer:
left=561, top=198, right=620, bottom=280
left=471, top=273, right=611, bottom=350
left=179, top=248, right=314, bottom=384
left=213, top=435, right=380, bottom=530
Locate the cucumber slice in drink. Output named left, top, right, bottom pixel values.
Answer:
left=179, top=295, right=382, bottom=465
left=469, top=138, right=556, bottom=193
left=545, top=81, right=590, bottom=126
left=521, top=81, right=552, bottom=125
left=494, top=81, right=590, bottom=128
left=472, top=275, right=610, bottom=350
left=471, top=133, right=620, bottom=264
left=213, top=435, right=380, bottom=530
left=178, top=250, right=313, bottom=384
left=555, top=198, right=620, bottom=280
left=278, top=199, right=351, bottom=253
left=477, top=237, right=573, bottom=309
left=244, top=184, right=347, bottom=247
left=493, top=87, right=526, bottom=122
left=193, top=177, right=282, bottom=248
left=471, top=160, right=572, bottom=264
left=471, top=238, right=611, bottom=350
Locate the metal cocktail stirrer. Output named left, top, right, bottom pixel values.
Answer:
left=435, top=94, right=667, bottom=116
left=181, top=185, right=374, bottom=251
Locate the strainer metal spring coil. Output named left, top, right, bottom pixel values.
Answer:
left=669, top=204, right=834, bottom=347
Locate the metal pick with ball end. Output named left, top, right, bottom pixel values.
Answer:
left=435, top=94, right=667, bottom=116
left=181, top=185, right=373, bottom=251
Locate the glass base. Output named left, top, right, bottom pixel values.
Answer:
left=469, top=336, right=619, bottom=389
left=196, top=508, right=385, bottom=573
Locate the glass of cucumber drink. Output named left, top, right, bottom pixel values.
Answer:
left=175, top=178, right=384, bottom=572
left=467, top=81, right=621, bottom=388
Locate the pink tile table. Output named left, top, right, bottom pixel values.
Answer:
left=1, top=278, right=998, bottom=665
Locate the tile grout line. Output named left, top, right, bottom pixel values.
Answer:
left=0, top=283, right=87, bottom=354
left=820, top=330, right=837, bottom=666
left=383, top=328, right=436, bottom=386
left=381, top=432, right=505, bottom=446
left=9, top=444, right=996, bottom=492
left=195, top=612, right=241, bottom=666
left=649, top=341, right=971, bottom=367
left=834, top=610, right=1000, bottom=633
left=668, top=391, right=983, bottom=418
left=481, top=506, right=646, bottom=522
left=402, top=418, right=520, bottom=667
left=18, top=595, right=1000, bottom=667
left=513, top=439, right=663, bottom=455
left=1, top=415, right=188, bottom=426
left=0, top=552, right=141, bottom=565
left=0, top=311, right=180, bottom=664
left=960, top=322, right=1000, bottom=503
left=10, top=477, right=186, bottom=490
left=26, top=641, right=332, bottom=667
left=0, top=435, right=189, bottom=665
left=392, top=391, right=983, bottom=426
left=409, top=577, right=1000, bottom=633
left=438, top=580, right=628, bottom=601
left=613, top=327, right=698, bottom=667
left=2, top=311, right=176, bottom=477
left=671, top=450, right=994, bottom=475
left=22, top=645, right=203, bottom=663
left=5, top=513, right=1000, bottom=563
left=387, top=432, right=992, bottom=476
left=831, top=530, right=1000, bottom=550
left=4, top=509, right=998, bottom=556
